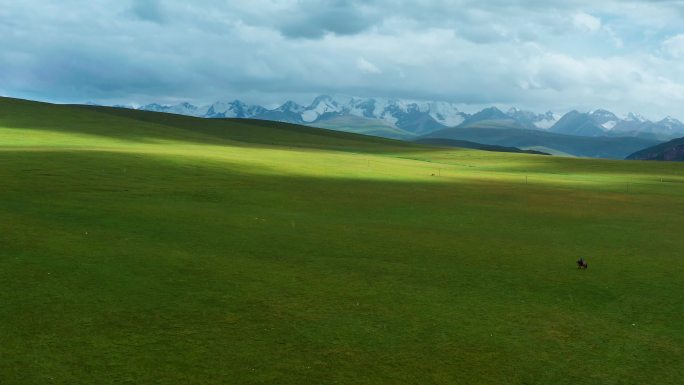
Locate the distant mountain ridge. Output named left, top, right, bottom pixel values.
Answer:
left=422, top=125, right=660, bottom=159
left=130, top=95, right=684, bottom=141
left=626, top=137, right=684, bottom=161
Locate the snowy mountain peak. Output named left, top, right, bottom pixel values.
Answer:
left=660, top=116, right=682, bottom=124
left=590, top=109, right=618, bottom=122
left=276, top=101, right=304, bottom=112
left=587, top=109, right=619, bottom=131
left=425, top=101, right=465, bottom=126
left=483, top=106, right=504, bottom=114
left=204, top=100, right=251, bottom=118
left=141, top=103, right=167, bottom=111
left=504, top=108, right=559, bottom=129
left=300, top=96, right=343, bottom=122
left=657, top=116, right=684, bottom=131
left=625, top=112, right=647, bottom=122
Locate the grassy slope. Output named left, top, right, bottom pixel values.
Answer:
left=308, top=114, right=416, bottom=140
left=522, top=145, right=576, bottom=157
left=1, top=97, right=684, bottom=384
left=413, top=138, right=550, bottom=155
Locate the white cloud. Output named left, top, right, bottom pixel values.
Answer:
left=356, top=57, right=382, bottom=74
left=573, top=12, right=601, bottom=33
left=662, top=34, right=684, bottom=58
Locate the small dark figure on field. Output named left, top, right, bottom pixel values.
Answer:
left=577, top=257, right=588, bottom=270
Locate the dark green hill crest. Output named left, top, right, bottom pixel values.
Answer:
left=413, top=138, right=550, bottom=155
left=626, top=136, right=684, bottom=161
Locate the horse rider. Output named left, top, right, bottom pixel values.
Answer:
left=577, top=257, right=587, bottom=269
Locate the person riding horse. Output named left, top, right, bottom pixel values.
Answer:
left=577, top=257, right=588, bottom=269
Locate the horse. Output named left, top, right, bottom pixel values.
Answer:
left=577, top=258, right=588, bottom=270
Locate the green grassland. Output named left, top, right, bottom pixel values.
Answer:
left=1, top=97, right=683, bottom=384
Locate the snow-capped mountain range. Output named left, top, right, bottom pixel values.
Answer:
left=137, top=95, right=473, bottom=135
left=131, top=95, right=684, bottom=141
left=547, top=109, right=684, bottom=140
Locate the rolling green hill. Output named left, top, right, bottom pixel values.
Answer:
left=308, top=114, right=416, bottom=140
left=424, top=124, right=660, bottom=159
left=413, top=138, right=550, bottom=155
left=459, top=118, right=523, bottom=130
left=2, top=97, right=684, bottom=384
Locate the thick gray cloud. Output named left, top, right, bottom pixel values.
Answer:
left=128, top=0, right=167, bottom=23
left=1, top=0, right=683, bottom=119
left=276, top=0, right=377, bottom=38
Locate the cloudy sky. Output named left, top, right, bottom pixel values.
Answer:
left=1, top=0, right=684, bottom=118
